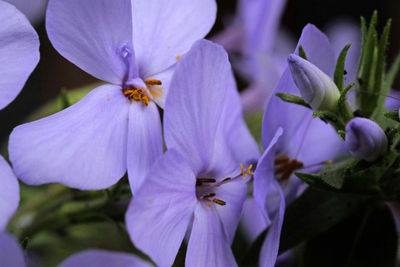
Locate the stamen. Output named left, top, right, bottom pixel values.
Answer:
left=302, top=160, right=332, bottom=169
left=241, top=163, right=254, bottom=180
left=212, top=198, right=226, bottom=206
left=123, top=88, right=149, bottom=106
left=201, top=193, right=216, bottom=199
left=206, top=202, right=212, bottom=207
left=176, top=55, right=181, bottom=60
left=197, top=178, right=216, bottom=183
left=145, top=79, right=162, bottom=86
left=274, top=156, right=304, bottom=181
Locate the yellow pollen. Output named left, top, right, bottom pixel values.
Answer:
left=123, top=88, right=149, bottom=106
left=145, top=79, right=162, bottom=86
left=241, top=163, right=254, bottom=180
left=206, top=202, right=212, bottom=207
left=176, top=55, right=181, bottom=60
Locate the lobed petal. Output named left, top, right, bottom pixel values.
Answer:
left=0, top=0, right=39, bottom=110
left=59, top=249, right=152, bottom=267
left=46, top=0, right=135, bottom=84
left=127, top=102, right=163, bottom=194
left=0, top=232, right=25, bottom=267
left=126, top=149, right=197, bottom=267
left=186, top=203, right=237, bottom=267
left=9, top=85, right=129, bottom=190
left=131, top=0, right=217, bottom=78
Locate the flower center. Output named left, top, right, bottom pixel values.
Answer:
left=195, top=164, right=254, bottom=207
left=123, top=79, right=163, bottom=106
left=274, top=156, right=304, bottom=181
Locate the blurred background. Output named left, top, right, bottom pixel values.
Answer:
left=1, top=0, right=398, bottom=144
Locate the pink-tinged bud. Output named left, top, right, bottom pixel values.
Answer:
left=288, top=54, right=340, bottom=111
left=345, top=118, right=388, bottom=162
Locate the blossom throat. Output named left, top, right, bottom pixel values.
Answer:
left=196, top=164, right=254, bottom=207
left=123, top=79, right=163, bottom=106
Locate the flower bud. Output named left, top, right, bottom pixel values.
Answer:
left=288, top=54, right=340, bottom=111
left=345, top=118, right=388, bottom=162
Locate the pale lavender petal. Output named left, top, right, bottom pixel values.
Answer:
left=254, top=128, right=283, bottom=218
left=259, top=181, right=285, bottom=267
left=297, top=116, right=346, bottom=166
left=262, top=24, right=336, bottom=150
left=326, top=19, right=361, bottom=84
left=9, top=85, right=129, bottom=190
left=240, top=197, right=269, bottom=243
left=239, top=0, right=287, bottom=55
left=385, top=90, right=400, bottom=111
left=126, top=149, right=196, bottom=267
left=213, top=179, right=247, bottom=244
left=0, top=0, right=39, bottom=110
left=131, top=0, right=216, bottom=77
left=5, top=0, right=48, bottom=25
left=186, top=203, right=237, bottom=267
left=164, top=40, right=233, bottom=174
left=127, top=102, right=163, bottom=194
left=144, top=65, right=174, bottom=109
left=0, top=155, right=19, bottom=231
left=59, top=250, right=152, bottom=267
left=46, top=0, right=135, bottom=84
left=0, top=232, right=25, bottom=267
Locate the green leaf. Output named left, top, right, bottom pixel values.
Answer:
left=275, top=93, right=311, bottom=109
left=279, top=188, right=371, bottom=254
left=299, top=45, right=308, bottom=60
left=334, top=44, right=352, bottom=92
left=338, top=83, right=355, bottom=123
left=384, top=111, right=399, bottom=122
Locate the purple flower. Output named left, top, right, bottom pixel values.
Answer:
left=126, top=40, right=259, bottom=266
left=0, top=0, right=40, bottom=110
left=0, top=0, right=39, bottom=232
left=0, top=237, right=153, bottom=267
left=0, top=232, right=25, bottom=267
left=254, top=24, right=347, bottom=267
left=213, top=0, right=294, bottom=112
left=9, top=0, right=216, bottom=193
left=59, top=250, right=152, bottom=267
left=288, top=54, right=340, bottom=111
left=4, top=0, right=48, bottom=25
left=345, top=117, right=388, bottom=162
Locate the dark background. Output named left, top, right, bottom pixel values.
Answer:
left=1, top=0, right=398, bottom=142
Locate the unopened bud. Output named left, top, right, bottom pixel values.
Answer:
left=288, top=54, right=340, bottom=111
left=345, top=118, right=387, bottom=162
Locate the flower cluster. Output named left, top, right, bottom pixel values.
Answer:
left=0, top=0, right=399, bottom=267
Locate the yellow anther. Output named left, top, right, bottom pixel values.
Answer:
left=145, top=79, right=162, bottom=86
left=176, top=55, right=181, bottom=60
left=206, top=202, right=212, bottom=207
left=123, top=88, right=149, bottom=106
left=241, top=163, right=254, bottom=180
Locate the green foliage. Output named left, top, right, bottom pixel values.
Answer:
left=334, top=44, right=352, bottom=92
left=275, top=93, right=311, bottom=109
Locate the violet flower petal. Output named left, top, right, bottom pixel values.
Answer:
left=262, top=24, right=336, bottom=150
left=326, top=19, right=361, bottom=84
left=240, top=197, right=269, bottom=243
left=127, top=102, right=163, bottom=194
left=126, top=149, right=196, bottom=267
left=0, top=232, right=25, bottom=267
left=164, top=39, right=235, bottom=174
left=46, top=0, right=135, bottom=84
left=4, top=0, right=47, bottom=25
left=131, top=0, right=217, bottom=77
left=59, top=250, right=152, bottom=267
left=9, top=85, right=129, bottom=190
left=259, top=181, right=285, bottom=267
left=0, top=155, right=19, bottom=231
left=0, top=0, right=39, bottom=110
left=185, top=203, right=237, bottom=267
